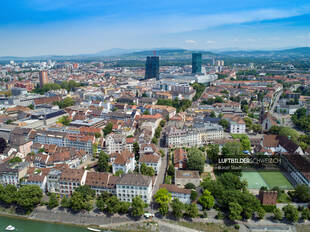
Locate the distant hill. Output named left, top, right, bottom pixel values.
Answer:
left=220, top=47, right=310, bottom=58
left=121, top=49, right=216, bottom=59
left=2, top=47, right=310, bottom=62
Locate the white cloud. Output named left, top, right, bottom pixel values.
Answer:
left=206, top=40, right=215, bottom=44
left=185, top=40, right=196, bottom=44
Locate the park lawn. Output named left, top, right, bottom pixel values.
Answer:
left=258, top=171, right=293, bottom=190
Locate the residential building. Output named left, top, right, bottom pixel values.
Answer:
left=105, top=133, right=132, bottom=154
left=59, top=168, right=87, bottom=196
left=85, top=172, right=119, bottom=195
left=116, top=173, right=153, bottom=204
left=0, top=162, right=29, bottom=187
left=139, top=154, right=161, bottom=174
left=166, top=123, right=223, bottom=148
left=111, top=150, right=135, bottom=174
left=173, top=148, right=187, bottom=169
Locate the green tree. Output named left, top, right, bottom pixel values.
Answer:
left=184, top=183, right=196, bottom=190
left=105, top=196, right=120, bottom=215
left=273, top=208, right=283, bottom=221
left=69, top=192, right=92, bottom=212
left=171, top=198, right=184, bottom=219
left=229, top=202, right=243, bottom=221
left=219, top=118, right=229, bottom=130
left=244, top=117, right=253, bottom=130
left=160, top=120, right=166, bottom=127
left=187, top=147, right=205, bottom=172
left=159, top=203, right=169, bottom=216
left=185, top=203, right=198, bottom=218
left=278, top=127, right=300, bottom=144
left=57, top=116, right=72, bottom=126
left=154, top=188, right=172, bottom=205
left=257, top=207, right=265, bottom=220
left=167, top=164, right=175, bottom=177
left=218, top=173, right=247, bottom=191
left=198, top=190, right=215, bottom=210
left=16, top=185, right=43, bottom=211
left=115, top=170, right=124, bottom=177
left=48, top=193, right=59, bottom=209
left=75, top=185, right=96, bottom=201
left=119, top=201, right=131, bottom=214
left=302, top=207, right=310, bottom=220
left=131, top=196, right=145, bottom=217
left=222, top=142, right=243, bottom=157
left=60, top=196, right=70, bottom=208
left=133, top=142, right=140, bottom=161
left=293, top=185, right=310, bottom=202
left=252, top=124, right=262, bottom=133
left=190, top=190, right=198, bottom=202
left=54, top=97, right=75, bottom=109
left=96, top=192, right=111, bottom=212
left=283, top=204, right=299, bottom=223
left=207, top=144, right=220, bottom=163
left=103, top=122, right=113, bottom=136
left=140, top=163, right=155, bottom=176
left=1, top=184, right=17, bottom=204
left=97, top=151, right=110, bottom=172
left=143, top=110, right=150, bottom=115
left=210, top=111, right=216, bottom=118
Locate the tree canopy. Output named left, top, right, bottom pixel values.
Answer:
left=187, top=147, right=205, bottom=172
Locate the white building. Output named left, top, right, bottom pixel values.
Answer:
left=166, top=123, right=224, bottom=148
left=116, top=174, right=153, bottom=204
left=111, top=150, right=136, bottom=174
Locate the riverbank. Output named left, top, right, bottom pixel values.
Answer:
left=1, top=205, right=310, bottom=232
left=30, top=206, right=133, bottom=227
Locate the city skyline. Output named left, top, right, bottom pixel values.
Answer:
left=2, top=0, right=310, bottom=56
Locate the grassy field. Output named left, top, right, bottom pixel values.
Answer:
left=241, top=170, right=293, bottom=190
left=241, top=172, right=268, bottom=189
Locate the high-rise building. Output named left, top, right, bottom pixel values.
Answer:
left=145, top=56, right=159, bottom=80
left=192, top=53, right=202, bottom=74
left=39, top=71, right=49, bottom=87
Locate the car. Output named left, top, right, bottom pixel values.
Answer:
left=144, top=212, right=155, bottom=218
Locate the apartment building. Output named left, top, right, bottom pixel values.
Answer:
left=105, top=133, right=132, bottom=154
left=59, top=168, right=87, bottom=196
left=223, top=114, right=246, bottom=134
left=111, top=150, right=135, bottom=174
left=85, top=172, right=119, bottom=195
left=0, top=162, right=29, bottom=187
left=166, top=123, right=223, bottom=148
left=46, top=169, right=62, bottom=194
left=32, top=130, right=94, bottom=154
left=65, top=134, right=94, bottom=154
left=116, top=174, right=153, bottom=204
left=139, top=154, right=161, bottom=175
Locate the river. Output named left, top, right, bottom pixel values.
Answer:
left=0, top=215, right=98, bottom=232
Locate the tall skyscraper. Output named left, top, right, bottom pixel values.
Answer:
left=39, top=70, right=49, bottom=87
left=192, top=53, right=202, bottom=74
left=145, top=56, right=159, bottom=80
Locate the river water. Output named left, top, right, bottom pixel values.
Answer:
left=0, top=215, right=94, bottom=232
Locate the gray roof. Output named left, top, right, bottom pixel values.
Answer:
left=117, top=173, right=152, bottom=187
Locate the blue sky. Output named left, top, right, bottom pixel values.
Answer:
left=1, top=0, right=310, bottom=56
